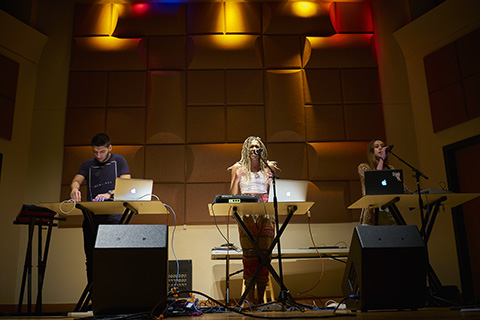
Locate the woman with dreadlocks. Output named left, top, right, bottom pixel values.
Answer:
left=229, top=136, right=278, bottom=305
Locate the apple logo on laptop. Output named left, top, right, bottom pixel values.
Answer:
left=286, top=191, right=291, bottom=197
left=381, top=179, right=387, bottom=187
left=130, top=187, right=137, bottom=194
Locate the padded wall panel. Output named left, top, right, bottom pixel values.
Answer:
left=266, top=142, right=308, bottom=180
left=303, top=69, right=342, bottom=104
left=348, top=180, right=362, bottom=221
left=67, top=72, right=107, bottom=107
left=188, top=35, right=262, bottom=70
left=305, top=105, right=345, bottom=142
left=342, top=68, right=381, bottom=103
left=225, top=2, right=261, bottom=34
left=429, top=83, right=468, bottom=133
left=226, top=70, right=264, bottom=105
left=304, top=35, right=376, bottom=69
left=146, top=71, right=186, bottom=144
left=151, top=183, right=185, bottom=225
left=464, top=72, right=480, bottom=119
left=148, top=36, right=188, bottom=70
left=145, top=145, right=186, bottom=183
left=265, top=70, right=305, bottom=142
left=457, top=28, right=480, bottom=78
left=344, top=104, right=385, bottom=141
left=0, top=54, right=19, bottom=99
left=187, top=70, right=224, bottom=105
left=106, top=108, right=146, bottom=145
left=112, top=3, right=186, bottom=37
left=263, top=36, right=302, bottom=69
left=291, top=181, right=353, bottom=224
left=185, top=183, right=229, bottom=224
left=70, top=37, right=147, bottom=71
left=187, top=3, right=224, bottom=34
left=186, top=144, right=240, bottom=183
left=64, top=108, right=106, bottom=145
left=307, top=142, right=367, bottom=181
left=107, top=71, right=146, bottom=107
left=330, top=2, right=373, bottom=34
left=226, top=106, right=266, bottom=143
left=186, top=106, right=225, bottom=143
left=73, top=4, right=115, bottom=36
left=424, top=43, right=460, bottom=93
left=262, top=2, right=335, bottom=36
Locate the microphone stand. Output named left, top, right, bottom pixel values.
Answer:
left=257, top=154, right=305, bottom=311
left=388, top=150, right=445, bottom=301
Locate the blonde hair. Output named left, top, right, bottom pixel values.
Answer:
left=229, top=136, right=277, bottom=181
left=367, top=138, right=387, bottom=170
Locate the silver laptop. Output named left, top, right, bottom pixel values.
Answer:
left=268, top=179, right=308, bottom=202
left=114, top=178, right=153, bottom=201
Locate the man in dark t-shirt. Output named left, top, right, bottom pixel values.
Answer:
left=70, top=133, right=131, bottom=283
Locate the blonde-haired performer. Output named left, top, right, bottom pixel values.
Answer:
left=229, top=136, right=278, bottom=305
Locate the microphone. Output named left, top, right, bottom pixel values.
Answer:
left=253, top=148, right=263, bottom=156
left=386, top=145, right=394, bottom=153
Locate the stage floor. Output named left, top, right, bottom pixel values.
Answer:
left=2, top=307, right=480, bottom=320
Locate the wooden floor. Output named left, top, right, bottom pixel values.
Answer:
left=2, top=306, right=480, bottom=320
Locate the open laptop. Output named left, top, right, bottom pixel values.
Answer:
left=365, top=169, right=404, bottom=195
left=268, top=179, right=308, bottom=202
left=114, top=178, right=153, bottom=201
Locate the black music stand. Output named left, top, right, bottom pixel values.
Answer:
left=209, top=201, right=313, bottom=310
left=41, top=200, right=168, bottom=312
left=13, top=213, right=66, bottom=314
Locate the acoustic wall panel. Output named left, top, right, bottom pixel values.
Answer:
left=106, top=107, right=146, bottom=145
left=457, top=28, right=480, bottom=78
left=265, top=70, right=305, bottom=142
left=67, top=72, right=107, bottom=107
left=303, top=69, right=342, bottom=105
left=150, top=183, right=186, bottom=226
left=262, top=2, right=335, bottom=36
left=330, top=2, right=374, bottom=34
left=342, top=68, right=381, bottom=104
left=263, top=36, right=302, bottom=69
left=464, top=72, right=480, bottom=119
left=186, top=144, right=239, bottom=183
left=225, top=2, right=261, bottom=34
left=73, top=4, right=115, bottom=37
left=146, top=71, right=186, bottom=144
left=112, top=3, right=186, bottom=37
left=344, top=104, right=385, bottom=141
left=107, top=71, right=146, bottom=107
left=307, top=142, right=367, bottom=181
left=186, top=3, right=224, bottom=34
left=226, top=106, right=266, bottom=143
left=429, top=83, right=468, bottom=132
left=70, top=37, right=147, bottom=71
left=188, top=35, right=262, bottom=70
left=226, top=70, right=264, bottom=105
left=145, top=145, right=186, bottom=183
left=305, top=105, right=346, bottom=142
left=148, top=36, right=188, bottom=70
left=304, top=34, right=376, bottom=69
left=424, top=43, right=460, bottom=93
left=186, top=182, right=230, bottom=225
left=186, top=106, right=225, bottom=143
left=266, top=142, right=308, bottom=181
left=186, top=70, right=224, bottom=105
left=64, top=108, right=106, bottom=146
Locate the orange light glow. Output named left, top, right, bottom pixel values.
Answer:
left=211, top=34, right=252, bottom=49
left=291, top=2, right=319, bottom=18
left=225, top=3, right=246, bottom=33
left=81, top=37, right=141, bottom=51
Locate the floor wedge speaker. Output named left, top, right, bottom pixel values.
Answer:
left=341, top=225, right=426, bottom=311
left=93, top=224, right=168, bottom=315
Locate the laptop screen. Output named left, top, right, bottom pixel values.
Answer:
left=365, top=169, right=404, bottom=195
left=268, top=179, right=308, bottom=202
left=114, top=178, right=153, bottom=201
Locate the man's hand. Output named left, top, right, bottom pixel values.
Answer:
left=92, top=193, right=112, bottom=202
left=71, top=188, right=82, bottom=202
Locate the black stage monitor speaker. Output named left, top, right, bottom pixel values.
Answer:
left=93, top=224, right=168, bottom=315
left=341, top=225, right=426, bottom=311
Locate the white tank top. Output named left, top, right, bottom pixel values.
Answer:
left=239, top=171, right=268, bottom=194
